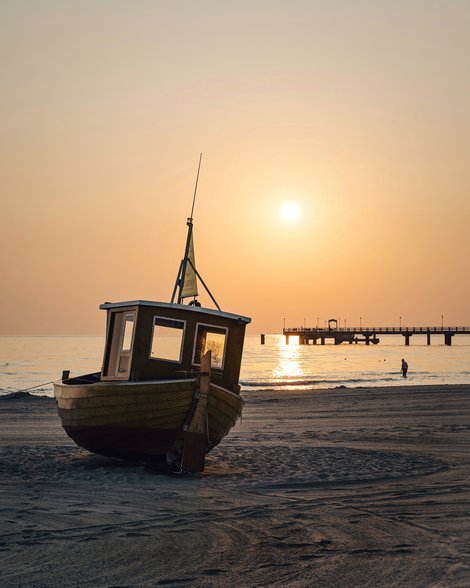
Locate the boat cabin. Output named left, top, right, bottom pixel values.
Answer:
left=100, top=300, right=251, bottom=392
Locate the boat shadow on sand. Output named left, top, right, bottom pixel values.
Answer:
left=0, top=441, right=447, bottom=490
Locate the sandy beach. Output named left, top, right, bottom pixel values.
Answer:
left=1, top=385, right=470, bottom=587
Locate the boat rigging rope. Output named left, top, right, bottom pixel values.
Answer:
left=6, top=380, right=57, bottom=395
left=6, top=374, right=99, bottom=395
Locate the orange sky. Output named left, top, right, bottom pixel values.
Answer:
left=1, top=2, right=469, bottom=335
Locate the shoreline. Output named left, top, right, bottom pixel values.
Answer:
left=1, top=383, right=470, bottom=586
left=2, top=381, right=470, bottom=400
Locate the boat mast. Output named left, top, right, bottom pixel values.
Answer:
left=171, top=155, right=221, bottom=310
left=179, top=152, right=201, bottom=302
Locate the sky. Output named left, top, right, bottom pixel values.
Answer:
left=1, top=1, right=469, bottom=335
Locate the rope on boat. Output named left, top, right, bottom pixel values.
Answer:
left=7, top=372, right=83, bottom=395
left=8, top=372, right=102, bottom=395
left=9, top=380, right=57, bottom=394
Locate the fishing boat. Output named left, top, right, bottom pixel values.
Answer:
left=53, top=157, right=251, bottom=472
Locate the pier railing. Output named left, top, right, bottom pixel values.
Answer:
left=285, top=326, right=470, bottom=334
left=282, top=325, right=470, bottom=346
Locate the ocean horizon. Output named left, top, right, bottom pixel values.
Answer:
left=1, top=334, right=470, bottom=397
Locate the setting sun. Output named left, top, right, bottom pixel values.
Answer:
left=280, top=201, right=301, bottom=223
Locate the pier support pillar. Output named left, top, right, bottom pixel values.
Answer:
left=299, top=335, right=305, bottom=345
left=427, top=332, right=431, bottom=346
left=321, top=337, right=325, bottom=345
left=312, top=337, right=317, bottom=344
left=403, top=334, right=411, bottom=346
left=445, top=333, right=453, bottom=346
left=260, top=334, right=265, bottom=345
left=285, top=335, right=289, bottom=345
left=365, top=335, right=370, bottom=345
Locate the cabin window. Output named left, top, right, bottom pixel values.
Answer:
left=121, top=313, right=136, bottom=352
left=150, top=317, right=185, bottom=363
left=193, top=324, right=227, bottom=370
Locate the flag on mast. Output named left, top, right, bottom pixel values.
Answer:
left=180, top=231, right=198, bottom=298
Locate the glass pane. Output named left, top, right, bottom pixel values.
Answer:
left=121, top=314, right=135, bottom=351
left=194, top=325, right=227, bottom=369
left=150, top=318, right=184, bottom=362
left=203, top=331, right=226, bottom=369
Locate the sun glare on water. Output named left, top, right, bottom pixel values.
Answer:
left=280, top=201, right=301, bottom=223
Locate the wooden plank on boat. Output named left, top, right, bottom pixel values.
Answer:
left=181, top=350, right=211, bottom=472
left=206, top=407, right=237, bottom=437
left=211, top=383, right=244, bottom=404
left=208, top=389, right=243, bottom=416
left=54, top=379, right=196, bottom=400
left=57, top=391, right=194, bottom=411
left=58, top=406, right=188, bottom=428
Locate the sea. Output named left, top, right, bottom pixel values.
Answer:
left=1, top=334, right=470, bottom=397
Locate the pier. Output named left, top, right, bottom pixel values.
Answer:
left=283, top=324, right=470, bottom=346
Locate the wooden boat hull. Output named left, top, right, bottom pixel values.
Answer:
left=53, top=377, right=244, bottom=466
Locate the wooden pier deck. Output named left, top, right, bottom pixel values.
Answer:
left=283, top=325, right=470, bottom=346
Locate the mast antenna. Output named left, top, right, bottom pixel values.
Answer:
left=190, top=153, right=202, bottom=221
left=170, top=154, right=221, bottom=310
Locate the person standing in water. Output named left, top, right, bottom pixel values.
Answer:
left=401, top=359, right=408, bottom=378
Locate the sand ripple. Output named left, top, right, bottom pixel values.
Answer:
left=0, top=444, right=445, bottom=490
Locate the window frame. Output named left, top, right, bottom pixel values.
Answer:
left=120, top=312, right=136, bottom=352
left=192, top=322, right=228, bottom=371
left=149, top=315, right=187, bottom=364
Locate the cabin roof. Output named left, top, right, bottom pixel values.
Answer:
left=99, top=300, right=251, bottom=324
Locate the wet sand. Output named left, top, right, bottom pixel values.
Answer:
left=1, top=384, right=470, bottom=587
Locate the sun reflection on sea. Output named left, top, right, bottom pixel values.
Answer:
left=273, top=335, right=305, bottom=381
